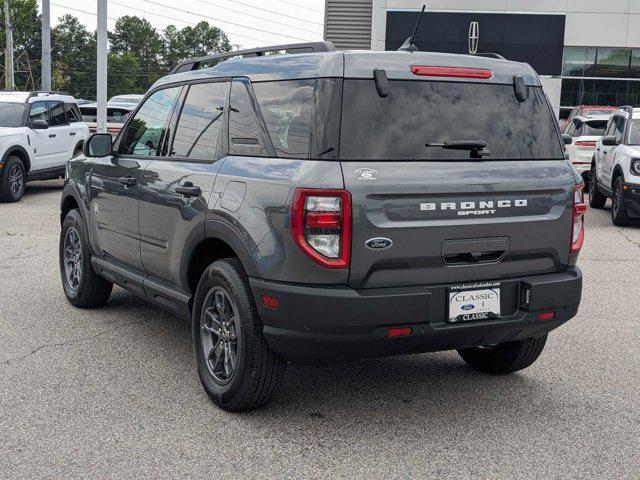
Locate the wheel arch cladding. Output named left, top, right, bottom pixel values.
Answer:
left=3, top=146, right=31, bottom=172
left=184, top=221, right=260, bottom=295
left=612, top=165, right=625, bottom=186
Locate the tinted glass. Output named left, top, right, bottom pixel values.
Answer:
left=562, top=47, right=596, bottom=77
left=228, top=79, right=270, bottom=157
left=627, top=120, right=640, bottom=145
left=614, top=117, right=625, bottom=143
left=582, top=120, right=607, bottom=136
left=340, top=80, right=564, bottom=161
left=561, top=78, right=629, bottom=108
left=0, top=102, right=25, bottom=127
left=593, top=49, right=630, bottom=78
left=582, top=108, right=616, bottom=116
left=120, top=87, right=180, bottom=156
left=48, top=101, right=68, bottom=126
left=172, top=82, right=227, bottom=160
left=29, top=101, right=47, bottom=123
left=64, top=103, right=82, bottom=122
left=253, top=80, right=314, bottom=158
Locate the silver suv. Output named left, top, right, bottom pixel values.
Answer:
left=59, top=42, right=584, bottom=411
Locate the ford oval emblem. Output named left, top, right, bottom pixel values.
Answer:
left=365, top=237, right=393, bottom=250
left=461, top=304, right=475, bottom=311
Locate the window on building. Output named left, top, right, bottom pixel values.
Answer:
left=592, top=49, right=630, bottom=78
left=562, top=48, right=596, bottom=77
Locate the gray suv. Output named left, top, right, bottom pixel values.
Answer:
left=59, top=42, right=584, bottom=411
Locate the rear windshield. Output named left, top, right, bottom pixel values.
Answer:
left=582, top=108, right=615, bottom=116
left=582, top=120, right=607, bottom=136
left=80, top=107, right=131, bottom=123
left=339, top=80, right=564, bottom=161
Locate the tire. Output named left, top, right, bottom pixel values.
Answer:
left=59, top=208, right=113, bottom=307
left=457, top=335, right=548, bottom=374
left=192, top=258, right=286, bottom=412
left=0, top=156, right=26, bottom=202
left=588, top=164, right=606, bottom=209
left=611, top=176, right=630, bottom=226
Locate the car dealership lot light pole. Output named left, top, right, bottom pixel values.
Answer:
left=41, top=0, right=51, bottom=91
left=96, top=0, right=107, bottom=134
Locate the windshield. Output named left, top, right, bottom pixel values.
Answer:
left=627, top=120, right=640, bottom=145
left=80, top=107, right=131, bottom=123
left=339, top=80, right=564, bottom=161
left=0, top=102, right=25, bottom=127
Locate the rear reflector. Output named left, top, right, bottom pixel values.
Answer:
left=575, top=141, right=596, bottom=147
left=571, top=184, right=586, bottom=254
left=388, top=327, right=412, bottom=338
left=411, top=65, right=493, bottom=79
left=538, top=311, right=555, bottom=321
left=261, top=294, right=279, bottom=309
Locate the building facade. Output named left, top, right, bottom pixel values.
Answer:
left=324, top=0, right=640, bottom=117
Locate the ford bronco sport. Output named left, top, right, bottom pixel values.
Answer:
left=0, top=91, right=88, bottom=202
left=59, top=42, right=584, bottom=411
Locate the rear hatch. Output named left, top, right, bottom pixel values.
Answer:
left=339, top=67, right=576, bottom=289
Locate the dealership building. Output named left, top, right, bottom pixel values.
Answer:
left=324, top=0, right=640, bottom=117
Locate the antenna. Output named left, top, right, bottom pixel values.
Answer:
left=398, top=5, right=426, bottom=52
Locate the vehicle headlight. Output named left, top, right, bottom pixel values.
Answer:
left=632, top=159, right=640, bottom=176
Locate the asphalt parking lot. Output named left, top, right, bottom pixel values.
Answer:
left=1, top=179, right=638, bottom=479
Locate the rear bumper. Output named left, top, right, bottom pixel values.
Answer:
left=250, top=267, right=582, bottom=364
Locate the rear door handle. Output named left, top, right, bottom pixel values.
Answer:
left=118, top=176, right=137, bottom=187
left=69, top=132, right=76, bottom=136
left=48, top=133, right=56, bottom=138
left=175, top=182, right=201, bottom=198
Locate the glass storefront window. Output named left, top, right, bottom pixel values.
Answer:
left=560, top=79, right=628, bottom=107
left=592, top=48, right=630, bottom=78
left=562, top=48, right=596, bottom=77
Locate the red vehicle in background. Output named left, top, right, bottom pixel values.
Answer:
left=560, top=105, right=617, bottom=131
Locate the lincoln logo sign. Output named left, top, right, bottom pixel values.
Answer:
left=420, top=199, right=528, bottom=216
left=468, top=21, right=479, bottom=55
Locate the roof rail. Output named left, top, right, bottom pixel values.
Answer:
left=170, top=41, right=336, bottom=75
left=621, top=105, right=633, bottom=119
left=27, top=91, right=64, bottom=99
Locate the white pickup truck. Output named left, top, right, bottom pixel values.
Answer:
left=0, top=91, right=89, bottom=202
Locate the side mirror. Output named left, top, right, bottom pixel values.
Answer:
left=31, top=119, right=49, bottom=130
left=562, top=134, right=572, bottom=145
left=83, top=133, right=113, bottom=158
left=602, top=135, right=618, bottom=147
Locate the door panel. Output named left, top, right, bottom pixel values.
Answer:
left=27, top=101, right=58, bottom=171
left=46, top=101, right=73, bottom=166
left=139, top=81, right=228, bottom=290
left=88, top=156, right=152, bottom=271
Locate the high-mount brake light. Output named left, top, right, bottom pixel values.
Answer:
left=575, top=141, right=596, bottom=147
left=411, top=65, right=493, bottom=79
left=571, top=184, right=586, bottom=253
left=291, top=188, right=351, bottom=269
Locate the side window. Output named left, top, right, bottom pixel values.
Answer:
left=228, top=79, right=270, bottom=157
left=29, top=101, right=48, bottom=124
left=172, top=81, right=228, bottom=160
left=119, top=87, right=181, bottom=156
left=614, top=117, right=625, bottom=144
left=573, top=119, right=583, bottom=137
left=252, top=80, right=314, bottom=158
left=64, top=103, right=82, bottom=123
left=48, top=101, right=69, bottom=126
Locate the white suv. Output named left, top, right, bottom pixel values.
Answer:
left=590, top=106, right=640, bottom=225
left=563, top=113, right=611, bottom=185
left=0, top=91, right=89, bottom=202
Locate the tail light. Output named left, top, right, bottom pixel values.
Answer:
left=571, top=184, right=586, bottom=253
left=411, top=65, right=493, bottom=79
left=575, top=141, right=596, bottom=147
left=291, top=188, right=351, bottom=269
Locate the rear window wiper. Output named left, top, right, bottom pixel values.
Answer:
left=425, top=140, right=490, bottom=158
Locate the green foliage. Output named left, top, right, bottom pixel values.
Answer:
left=1, top=3, right=231, bottom=98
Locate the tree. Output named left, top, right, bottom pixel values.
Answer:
left=51, top=15, right=96, bottom=99
left=108, top=16, right=164, bottom=92
left=107, top=52, right=140, bottom=98
left=163, top=21, right=231, bottom=71
left=0, top=0, right=42, bottom=90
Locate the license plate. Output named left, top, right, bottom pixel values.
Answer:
left=448, top=283, right=501, bottom=323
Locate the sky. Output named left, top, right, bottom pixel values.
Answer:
left=38, top=0, right=326, bottom=49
